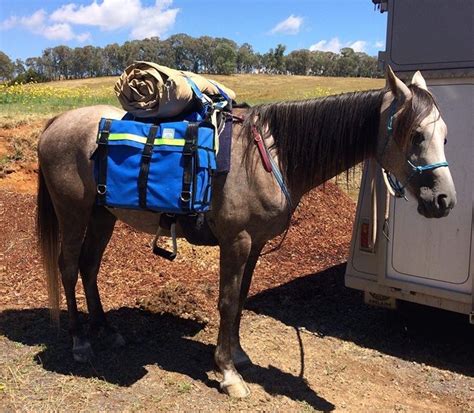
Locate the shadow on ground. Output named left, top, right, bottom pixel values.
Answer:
left=0, top=307, right=333, bottom=411
left=247, top=263, right=474, bottom=377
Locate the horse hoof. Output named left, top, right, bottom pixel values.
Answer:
left=221, top=375, right=250, bottom=398
left=72, top=340, right=94, bottom=363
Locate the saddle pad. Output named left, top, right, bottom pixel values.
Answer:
left=216, top=115, right=232, bottom=175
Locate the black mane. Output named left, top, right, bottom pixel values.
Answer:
left=244, top=89, right=385, bottom=188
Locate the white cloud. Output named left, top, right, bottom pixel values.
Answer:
left=0, top=9, right=90, bottom=42
left=269, top=15, right=303, bottom=35
left=349, top=40, right=367, bottom=53
left=0, top=0, right=178, bottom=42
left=0, top=16, right=18, bottom=30
left=375, top=40, right=385, bottom=48
left=50, top=0, right=179, bottom=39
left=309, top=37, right=367, bottom=53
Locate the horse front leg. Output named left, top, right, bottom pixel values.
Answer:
left=231, top=245, right=263, bottom=368
left=215, top=233, right=252, bottom=398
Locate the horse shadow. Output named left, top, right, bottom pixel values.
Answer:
left=247, top=263, right=474, bottom=377
left=0, top=307, right=334, bottom=411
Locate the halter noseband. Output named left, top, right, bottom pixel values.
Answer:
left=382, top=98, right=449, bottom=199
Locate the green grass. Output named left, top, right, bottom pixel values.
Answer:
left=0, top=74, right=384, bottom=119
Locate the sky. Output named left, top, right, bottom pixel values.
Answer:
left=0, top=0, right=387, bottom=61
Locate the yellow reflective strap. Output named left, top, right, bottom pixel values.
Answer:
left=108, top=133, right=185, bottom=146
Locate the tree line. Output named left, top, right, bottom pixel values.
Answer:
left=0, top=34, right=381, bottom=83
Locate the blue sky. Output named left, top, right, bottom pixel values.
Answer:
left=0, top=0, right=387, bottom=61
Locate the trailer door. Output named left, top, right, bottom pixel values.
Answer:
left=386, top=81, right=473, bottom=293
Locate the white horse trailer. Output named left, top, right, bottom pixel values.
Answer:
left=345, top=0, right=474, bottom=322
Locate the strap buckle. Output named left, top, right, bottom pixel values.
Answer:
left=180, top=191, right=192, bottom=203
left=97, top=184, right=107, bottom=195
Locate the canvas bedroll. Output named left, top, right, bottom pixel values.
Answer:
left=115, top=61, right=236, bottom=118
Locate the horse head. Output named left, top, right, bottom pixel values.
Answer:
left=376, top=67, right=457, bottom=218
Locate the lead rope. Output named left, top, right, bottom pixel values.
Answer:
left=370, top=162, right=393, bottom=249
left=370, top=162, right=377, bottom=249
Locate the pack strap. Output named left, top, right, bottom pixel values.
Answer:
left=96, top=119, right=112, bottom=204
left=184, top=77, right=212, bottom=118
left=252, top=125, right=273, bottom=173
left=181, top=122, right=199, bottom=210
left=208, top=79, right=231, bottom=102
left=138, top=125, right=159, bottom=209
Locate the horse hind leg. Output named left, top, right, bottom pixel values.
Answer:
left=78, top=206, right=124, bottom=349
left=57, top=209, right=94, bottom=363
left=215, top=234, right=252, bottom=398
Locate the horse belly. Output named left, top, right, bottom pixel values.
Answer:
left=109, top=208, right=161, bottom=235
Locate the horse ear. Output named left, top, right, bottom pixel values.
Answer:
left=411, top=70, right=428, bottom=90
left=386, top=65, right=411, bottom=100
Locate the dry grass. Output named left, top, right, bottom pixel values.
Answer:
left=0, top=74, right=381, bottom=197
left=16, top=73, right=384, bottom=107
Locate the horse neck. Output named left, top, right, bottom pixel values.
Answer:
left=261, top=89, right=385, bottom=198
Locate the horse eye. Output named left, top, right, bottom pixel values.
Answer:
left=412, top=132, right=424, bottom=146
left=444, top=138, right=448, bottom=145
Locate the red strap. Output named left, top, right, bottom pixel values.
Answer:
left=251, top=125, right=272, bottom=173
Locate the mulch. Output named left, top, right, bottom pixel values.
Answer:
left=0, top=182, right=355, bottom=321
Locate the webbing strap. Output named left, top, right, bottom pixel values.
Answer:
left=208, top=79, right=231, bottom=102
left=96, top=119, right=112, bottom=204
left=138, top=125, right=159, bottom=209
left=184, top=77, right=212, bottom=118
left=181, top=123, right=199, bottom=210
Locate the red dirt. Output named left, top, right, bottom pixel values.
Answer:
left=0, top=181, right=354, bottom=314
left=1, top=134, right=472, bottom=412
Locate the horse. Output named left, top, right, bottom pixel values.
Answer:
left=36, top=68, right=456, bottom=398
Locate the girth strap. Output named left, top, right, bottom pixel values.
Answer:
left=96, top=119, right=112, bottom=204
left=138, top=125, right=159, bottom=209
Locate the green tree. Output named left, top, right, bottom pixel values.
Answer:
left=214, top=41, right=237, bottom=75
left=0, top=52, right=14, bottom=81
left=335, top=47, right=358, bottom=77
left=52, top=45, right=72, bottom=79
left=286, top=49, right=311, bottom=75
left=236, top=43, right=257, bottom=73
left=274, top=44, right=286, bottom=74
left=103, top=43, right=122, bottom=75
left=196, top=36, right=215, bottom=73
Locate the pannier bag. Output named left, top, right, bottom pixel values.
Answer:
left=93, top=117, right=217, bottom=214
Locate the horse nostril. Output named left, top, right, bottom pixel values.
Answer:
left=437, top=194, right=449, bottom=210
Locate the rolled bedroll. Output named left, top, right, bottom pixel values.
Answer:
left=114, top=61, right=236, bottom=118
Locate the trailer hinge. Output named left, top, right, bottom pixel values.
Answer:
left=372, top=0, right=388, bottom=13
left=469, top=312, right=474, bottom=325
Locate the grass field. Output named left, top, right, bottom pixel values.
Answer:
left=0, top=74, right=384, bottom=118
left=0, top=74, right=383, bottom=197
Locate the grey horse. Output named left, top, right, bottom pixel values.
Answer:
left=36, top=68, right=456, bottom=397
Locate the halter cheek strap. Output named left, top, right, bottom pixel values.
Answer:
left=382, top=99, right=449, bottom=199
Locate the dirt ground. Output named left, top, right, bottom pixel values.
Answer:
left=0, top=121, right=473, bottom=412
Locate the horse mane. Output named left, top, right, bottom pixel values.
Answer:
left=393, top=84, right=439, bottom=151
left=243, top=89, right=385, bottom=188
left=242, top=85, right=438, bottom=189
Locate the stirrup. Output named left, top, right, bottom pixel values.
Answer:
left=152, top=219, right=178, bottom=261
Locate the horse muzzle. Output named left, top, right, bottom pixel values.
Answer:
left=417, top=187, right=457, bottom=218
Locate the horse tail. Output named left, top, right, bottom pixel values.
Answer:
left=37, top=118, right=61, bottom=324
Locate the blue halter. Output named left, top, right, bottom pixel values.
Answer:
left=383, top=99, right=449, bottom=198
